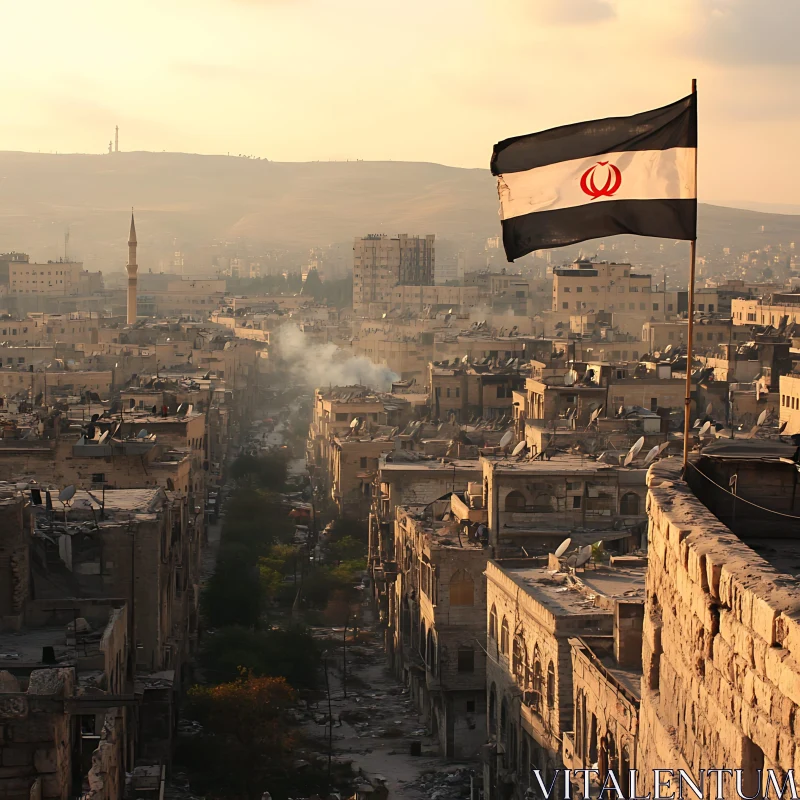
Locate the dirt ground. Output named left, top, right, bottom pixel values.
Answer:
left=301, top=612, right=478, bottom=800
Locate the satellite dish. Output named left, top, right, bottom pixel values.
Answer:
left=574, top=545, right=593, bottom=568
left=136, top=429, right=149, bottom=439
left=58, top=485, right=76, bottom=503
left=98, top=430, right=109, bottom=444
left=656, top=441, right=671, bottom=456
left=623, top=450, right=634, bottom=467
left=757, top=409, right=768, bottom=427
left=554, top=537, right=571, bottom=558
left=499, top=430, right=514, bottom=448
left=511, top=441, right=527, bottom=456
left=564, top=369, right=578, bottom=386
left=664, top=344, right=673, bottom=355
left=643, top=445, right=660, bottom=466
left=779, top=421, right=788, bottom=434
left=699, top=421, right=712, bottom=437
left=176, top=402, right=189, bottom=416
left=590, top=406, right=603, bottom=423
left=631, top=436, right=645, bottom=458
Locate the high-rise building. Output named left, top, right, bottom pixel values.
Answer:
left=353, top=233, right=434, bottom=313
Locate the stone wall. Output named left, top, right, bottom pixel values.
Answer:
left=0, top=496, right=29, bottom=629
left=641, top=458, right=800, bottom=795
left=0, top=668, right=75, bottom=800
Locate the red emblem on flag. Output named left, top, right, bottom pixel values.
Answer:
left=580, top=161, right=622, bottom=199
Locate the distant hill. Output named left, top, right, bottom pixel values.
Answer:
left=0, top=151, right=797, bottom=272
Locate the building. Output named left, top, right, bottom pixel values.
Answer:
left=429, top=362, right=526, bottom=422
left=5, top=255, right=86, bottom=297
left=483, top=556, right=645, bottom=799
left=640, top=443, right=800, bottom=796
left=389, top=501, right=488, bottom=758
left=353, top=234, right=435, bottom=313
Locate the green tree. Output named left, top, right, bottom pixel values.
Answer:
left=199, top=626, right=320, bottom=689
left=202, top=544, right=263, bottom=628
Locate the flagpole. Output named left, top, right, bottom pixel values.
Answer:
left=682, top=78, right=698, bottom=468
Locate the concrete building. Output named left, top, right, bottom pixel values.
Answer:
left=483, top=557, right=645, bottom=800
left=6, top=256, right=86, bottom=297
left=429, top=362, right=526, bottom=422
left=389, top=501, right=488, bottom=758
left=353, top=234, right=435, bottom=313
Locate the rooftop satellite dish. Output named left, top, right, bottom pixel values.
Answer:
left=564, top=369, right=578, bottom=386
left=699, top=420, right=712, bottom=437
left=136, top=429, right=149, bottom=439
left=554, top=537, right=571, bottom=558
left=757, top=409, right=768, bottom=427
left=779, top=421, right=788, bottom=434
left=657, top=441, right=671, bottom=456
left=499, top=430, right=514, bottom=448
left=574, top=545, right=593, bottom=568
left=643, top=445, right=660, bottom=466
left=350, top=417, right=360, bottom=429
left=706, top=402, right=714, bottom=416
left=176, top=402, right=189, bottom=416
left=58, top=485, right=76, bottom=504
left=664, top=344, right=673, bottom=355
left=511, top=441, right=527, bottom=456
left=97, top=430, right=109, bottom=444
left=631, top=436, right=645, bottom=458
left=589, top=405, right=603, bottom=423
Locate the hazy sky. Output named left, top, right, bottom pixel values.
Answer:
left=3, top=0, right=799, bottom=208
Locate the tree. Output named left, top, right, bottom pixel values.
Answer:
left=202, top=544, right=263, bottom=628
left=199, top=626, right=320, bottom=689
left=230, top=453, right=288, bottom=491
left=183, top=673, right=296, bottom=798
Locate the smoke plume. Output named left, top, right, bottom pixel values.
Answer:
left=273, top=325, right=399, bottom=391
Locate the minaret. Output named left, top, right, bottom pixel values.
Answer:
left=115, top=125, right=119, bottom=153
left=126, top=212, right=138, bottom=325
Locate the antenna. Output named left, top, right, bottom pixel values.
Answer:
left=554, top=537, right=571, bottom=558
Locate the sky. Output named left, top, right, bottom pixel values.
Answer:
left=2, top=0, right=799, bottom=209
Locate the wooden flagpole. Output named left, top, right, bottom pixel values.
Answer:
left=682, top=78, right=698, bottom=468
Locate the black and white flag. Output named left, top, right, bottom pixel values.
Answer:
left=490, top=94, right=697, bottom=262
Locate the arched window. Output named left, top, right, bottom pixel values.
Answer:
left=513, top=634, right=526, bottom=684
left=547, top=661, right=556, bottom=708
left=607, top=730, right=617, bottom=774
left=575, top=691, right=583, bottom=757
left=532, top=653, right=543, bottom=712
left=620, top=492, right=640, bottom=515
left=532, top=493, right=555, bottom=513
left=450, top=569, right=474, bottom=606
left=489, top=604, right=497, bottom=640
left=621, top=744, right=632, bottom=788
left=427, top=629, right=437, bottom=675
left=489, top=683, right=497, bottom=736
left=504, top=490, right=526, bottom=511
left=500, top=617, right=510, bottom=656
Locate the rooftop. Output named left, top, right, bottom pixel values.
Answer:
left=496, top=561, right=646, bottom=617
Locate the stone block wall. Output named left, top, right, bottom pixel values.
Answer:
left=641, top=458, right=800, bottom=794
left=0, top=668, right=75, bottom=800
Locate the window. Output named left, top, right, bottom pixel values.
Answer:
left=455, top=387, right=460, bottom=398
left=709, top=304, right=715, bottom=313
left=458, top=648, right=475, bottom=673
left=628, top=303, right=635, bottom=310
left=513, top=635, right=525, bottom=684
left=577, top=286, right=583, bottom=293
left=360, top=457, right=368, bottom=468
left=591, top=285, right=599, bottom=292
left=620, top=492, right=640, bottom=515
left=668, top=304, right=674, bottom=311
left=562, top=302, right=569, bottom=310
left=450, top=569, right=474, bottom=606
left=489, top=604, right=497, bottom=640
left=653, top=303, right=659, bottom=311
left=91, top=473, right=105, bottom=484
left=572, top=495, right=581, bottom=509
left=446, top=387, right=451, bottom=398
left=504, top=490, right=526, bottom=511
left=532, top=656, right=543, bottom=712
left=547, top=662, right=555, bottom=707
left=335, top=413, right=348, bottom=421
left=563, top=287, right=571, bottom=293
left=500, top=617, right=510, bottom=656
left=532, top=493, right=554, bottom=513
left=698, top=304, right=705, bottom=311
left=466, top=699, right=476, bottom=713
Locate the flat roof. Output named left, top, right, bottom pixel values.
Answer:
left=498, top=563, right=645, bottom=616
left=379, top=458, right=482, bottom=472
left=0, top=627, right=72, bottom=665
left=486, top=454, right=648, bottom=476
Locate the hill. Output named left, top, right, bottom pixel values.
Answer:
left=0, top=151, right=797, bottom=272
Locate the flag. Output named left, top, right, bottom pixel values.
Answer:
left=490, top=93, right=697, bottom=262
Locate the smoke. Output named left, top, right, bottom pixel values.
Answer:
left=273, top=325, right=399, bottom=391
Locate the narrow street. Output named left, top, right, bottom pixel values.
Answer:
left=301, top=607, right=477, bottom=800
